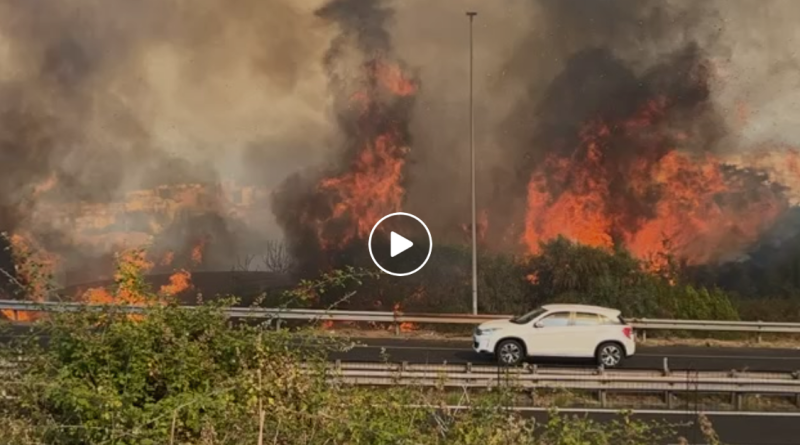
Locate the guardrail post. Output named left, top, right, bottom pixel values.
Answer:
left=401, top=361, right=408, bottom=372
left=335, top=359, right=342, bottom=372
left=733, top=392, right=743, bottom=410
left=392, top=307, right=400, bottom=336
left=640, top=329, right=646, bottom=342
left=599, top=390, right=607, bottom=408
left=664, top=391, right=673, bottom=409
left=12, top=310, right=18, bottom=322
left=275, top=318, right=282, bottom=330
left=466, top=362, right=472, bottom=373
left=662, top=357, right=670, bottom=376
left=530, top=364, right=538, bottom=374
left=756, top=323, right=762, bottom=343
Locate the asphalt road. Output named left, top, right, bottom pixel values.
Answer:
left=329, top=337, right=800, bottom=372
left=515, top=409, right=800, bottom=445
left=6, top=324, right=799, bottom=373
left=3, top=323, right=799, bottom=372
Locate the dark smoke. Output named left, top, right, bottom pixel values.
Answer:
left=270, top=0, right=795, bottom=273
left=273, top=0, right=418, bottom=275
left=0, top=0, right=331, bottom=287
left=317, top=0, right=393, bottom=55
left=0, top=0, right=797, bottom=297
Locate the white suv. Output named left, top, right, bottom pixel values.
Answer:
left=472, top=304, right=635, bottom=367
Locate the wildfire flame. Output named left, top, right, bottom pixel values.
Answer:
left=159, top=269, right=192, bottom=297
left=523, top=96, right=788, bottom=267
left=160, top=250, right=175, bottom=267
left=191, top=237, right=207, bottom=266
left=393, top=302, right=417, bottom=332
left=304, top=59, right=417, bottom=251
left=79, top=256, right=192, bottom=320
left=0, top=233, right=60, bottom=322
left=32, top=174, right=58, bottom=198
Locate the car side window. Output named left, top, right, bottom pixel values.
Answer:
left=537, top=312, right=571, bottom=327
left=573, top=312, right=602, bottom=326
left=597, top=314, right=622, bottom=325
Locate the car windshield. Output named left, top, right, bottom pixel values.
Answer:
left=509, top=308, right=547, bottom=324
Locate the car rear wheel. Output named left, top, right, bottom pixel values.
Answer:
left=596, top=342, right=624, bottom=368
left=496, top=339, right=524, bottom=366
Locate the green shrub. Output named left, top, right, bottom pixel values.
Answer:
left=0, top=258, right=722, bottom=444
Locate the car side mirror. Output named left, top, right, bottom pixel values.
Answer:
left=533, top=322, right=543, bottom=328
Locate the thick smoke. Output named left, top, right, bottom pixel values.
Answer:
left=273, top=0, right=799, bottom=270
left=1, top=0, right=799, bottom=291
left=0, top=0, right=333, bottom=284
left=471, top=0, right=724, bottom=248
left=392, top=0, right=798, bottom=258
left=273, top=0, right=418, bottom=274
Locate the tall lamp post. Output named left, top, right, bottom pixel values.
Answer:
left=466, top=11, right=478, bottom=315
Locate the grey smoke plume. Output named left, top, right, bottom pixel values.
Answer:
left=0, top=0, right=334, bottom=282
left=272, top=0, right=419, bottom=274
left=1, top=0, right=799, bottom=287
left=391, top=0, right=799, bottom=252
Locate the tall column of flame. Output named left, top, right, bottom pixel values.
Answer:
left=304, top=60, right=417, bottom=251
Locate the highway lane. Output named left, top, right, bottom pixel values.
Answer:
left=511, top=409, right=800, bottom=445
left=331, top=337, right=800, bottom=372
left=4, top=323, right=800, bottom=372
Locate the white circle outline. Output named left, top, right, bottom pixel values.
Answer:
left=368, top=212, right=433, bottom=277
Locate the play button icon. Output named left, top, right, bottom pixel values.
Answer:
left=390, top=232, right=413, bottom=257
left=369, top=212, right=432, bottom=276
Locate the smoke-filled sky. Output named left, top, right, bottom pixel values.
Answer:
left=1, top=0, right=799, bottom=280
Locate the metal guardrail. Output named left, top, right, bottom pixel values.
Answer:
left=320, top=361, right=800, bottom=410
left=2, top=356, right=799, bottom=410
left=1, top=299, right=799, bottom=339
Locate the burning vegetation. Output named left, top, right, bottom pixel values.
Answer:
left=303, top=59, right=416, bottom=251
left=2, top=0, right=800, bottom=320
left=520, top=48, right=788, bottom=267
left=272, top=0, right=419, bottom=271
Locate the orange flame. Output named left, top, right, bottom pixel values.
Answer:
left=160, top=250, right=175, bottom=267
left=0, top=233, right=60, bottom=321
left=78, top=249, right=183, bottom=321
left=523, top=97, right=788, bottom=267
left=305, top=59, right=417, bottom=251
left=316, top=133, right=409, bottom=249
left=32, top=174, right=58, bottom=198
left=191, top=237, right=207, bottom=266
left=392, top=302, right=418, bottom=333
left=83, top=286, right=115, bottom=304
left=159, top=269, right=192, bottom=296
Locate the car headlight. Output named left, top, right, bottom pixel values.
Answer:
left=476, top=328, right=500, bottom=336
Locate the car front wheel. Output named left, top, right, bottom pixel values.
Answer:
left=596, top=342, right=624, bottom=368
left=496, top=339, right=524, bottom=366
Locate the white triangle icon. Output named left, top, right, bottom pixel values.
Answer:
left=390, top=231, right=413, bottom=257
